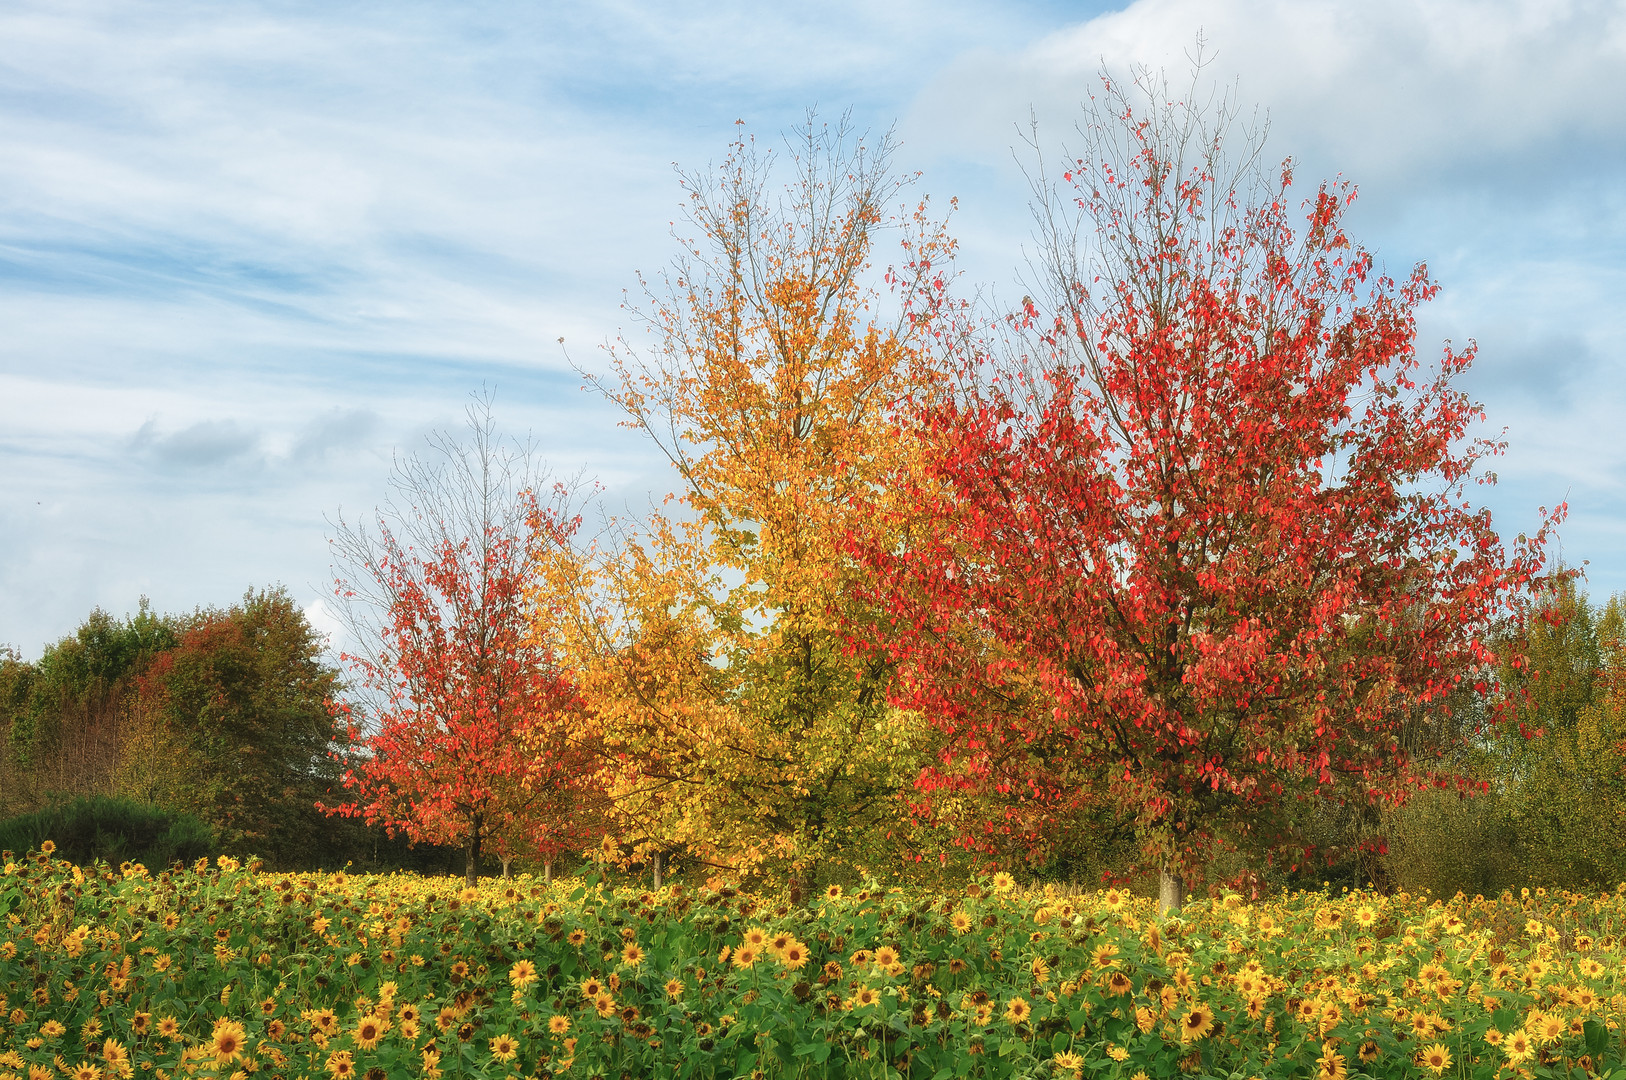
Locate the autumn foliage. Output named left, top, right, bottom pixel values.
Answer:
left=849, top=75, right=1561, bottom=902
left=323, top=403, right=598, bottom=884
left=544, top=119, right=959, bottom=886
left=311, top=91, right=1563, bottom=898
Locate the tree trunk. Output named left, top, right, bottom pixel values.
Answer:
left=544, top=858, right=553, bottom=885
left=652, top=851, right=663, bottom=890
left=464, top=826, right=482, bottom=888
left=500, top=856, right=512, bottom=880
left=1159, top=869, right=1185, bottom=916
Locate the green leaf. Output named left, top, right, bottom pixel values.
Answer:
left=1585, top=1019, right=1609, bottom=1058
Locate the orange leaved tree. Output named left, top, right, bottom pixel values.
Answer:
left=547, top=117, right=959, bottom=890
left=323, top=397, right=597, bottom=884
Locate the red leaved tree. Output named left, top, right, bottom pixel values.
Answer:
left=855, top=69, right=1561, bottom=910
left=321, top=396, right=597, bottom=884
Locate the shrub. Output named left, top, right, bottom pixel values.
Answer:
left=0, top=794, right=214, bottom=868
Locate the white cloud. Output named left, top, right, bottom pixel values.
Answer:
left=907, top=0, right=1626, bottom=201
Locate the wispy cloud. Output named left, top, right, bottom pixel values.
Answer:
left=0, top=0, right=1620, bottom=655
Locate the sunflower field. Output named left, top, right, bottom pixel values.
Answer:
left=5, top=846, right=1626, bottom=1080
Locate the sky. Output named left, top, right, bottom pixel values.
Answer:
left=1, top=0, right=1622, bottom=660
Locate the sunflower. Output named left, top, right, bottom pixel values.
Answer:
left=593, top=993, right=616, bottom=1018
left=1505, top=1031, right=1534, bottom=1065
left=768, top=932, right=792, bottom=955
left=991, top=871, right=1016, bottom=892
left=325, top=1051, right=356, bottom=1078
left=489, top=1034, right=519, bottom=1063
left=41, top=1020, right=66, bottom=1039
left=354, top=1016, right=387, bottom=1051
left=1358, top=1040, right=1379, bottom=1064
left=732, top=945, right=760, bottom=969
left=567, top=929, right=587, bottom=947
left=1005, top=997, right=1031, bottom=1025
left=1316, top=1044, right=1347, bottom=1080
left=580, top=977, right=603, bottom=999
left=743, top=927, right=769, bottom=951
left=508, top=960, right=538, bottom=989
left=156, top=1017, right=180, bottom=1039
left=1180, top=1004, right=1216, bottom=1043
left=1053, top=1049, right=1085, bottom=1077
left=850, top=986, right=880, bottom=1010
left=1107, top=971, right=1133, bottom=996
left=874, top=945, right=900, bottom=968
left=621, top=942, right=645, bottom=967
left=311, top=1009, right=340, bottom=1037
left=1093, top=943, right=1120, bottom=969
left=1103, top=888, right=1125, bottom=910
left=1528, top=1010, right=1566, bottom=1045
left=549, top=1015, right=571, bottom=1035
left=1418, top=1043, right=1451, bottom=1075
left=211, top=1019, right=247, bottom=1063
left=950, top=912, right=972, bottom=934
left=1484, top=1027, right=1504, bottom=1046
left=1245, top=996, right=1265, bottom=1020
left=128, top=1013, right=150, bottom=1036
left=780, top=941, right=810, bottom=971
left=1353, top=906, right=1377, bottom=928
left=824, top=884, right=843, bottom=900
left=69, top=1064, right=101, bottom=1080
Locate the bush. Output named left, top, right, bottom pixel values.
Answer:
left=0, top=795, right=215, bottom=868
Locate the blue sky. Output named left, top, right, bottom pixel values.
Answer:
left=2, top=0, right=1622, bottom=658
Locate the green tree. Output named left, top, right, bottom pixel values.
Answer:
left=120, top=587, right=350, bottom=867
left=0, top=601, right=176, bottom=814
left=1493, top=582, right=1626, bottom=887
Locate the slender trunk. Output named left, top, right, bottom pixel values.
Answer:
left=500, top=856, right=512, bottom=880
left=652, top=851, right=663, bottom=890
left=544, top=858, right=553, bottom=885
left=464, top=823, right=482, bottom=888
left=1159, top=869, right=1186, bottom=916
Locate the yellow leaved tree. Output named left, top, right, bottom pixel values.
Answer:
left=538, top=117, right=960, bottom=890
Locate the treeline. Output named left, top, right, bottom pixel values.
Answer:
left=2, top=578, right=1622, bottom=894
left=0, top=588, right=468, bottom=873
